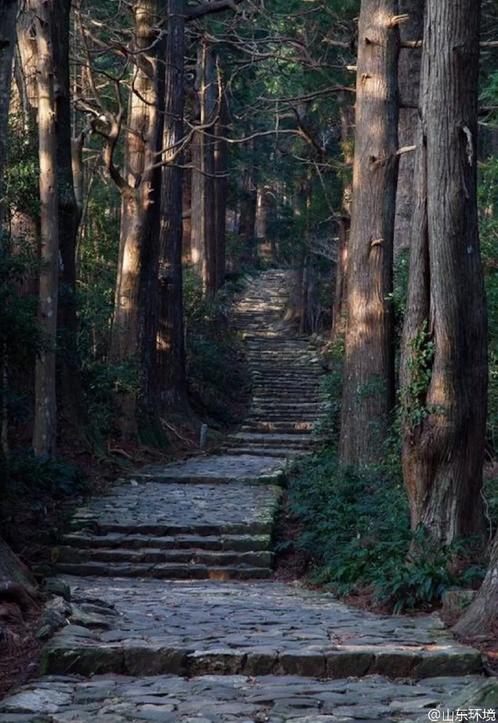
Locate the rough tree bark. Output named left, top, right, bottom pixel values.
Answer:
left=30, top=0, right=60, bottom=458
left=453, top=532, right=498, bottom=638
left=400, top=0, right=487, bottom=543
left=393, top=0, right=423, bottom=255
left=339, top=0, right=400, bottom=467
left=110, top=0, right=162, bottom=436
left=157, top=0, right=190, bottom=415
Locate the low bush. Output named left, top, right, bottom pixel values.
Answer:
left=288, top=448, right=486, bottom=612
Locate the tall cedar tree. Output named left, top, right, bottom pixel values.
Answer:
left=110, top=0, right=162, bottom=437
left=339, top=0, right=400, bottom=466
left=30, top=0, right=60, bottom=457
left=157, top=0, right=189, bottom=414
left=400, top=0, right=487, bottom=543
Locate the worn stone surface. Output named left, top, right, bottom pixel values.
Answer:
left=68, top=481, right=282, bottom=535
left=0, top=674, right=486, bottom=721
left=36, top=578, right=483, bottom=679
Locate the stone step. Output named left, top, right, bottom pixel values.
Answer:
left=221, top=446, right=306, bottom=458
left=227, top=433, right=317, bottom=449
left=241, top=422, right=316, bottom=433
left=57, top=546, right=274, bottom=568
left=250, top=378, right=321, bottom=385
left=1, top=673, right=489, bottom=721
left=38, top=579, right=484, bottom=681
left=62, top=531, right=272, bottom=552
left=245, top=415, right=322, bottom=424
left=70, top=520, right=273, bottom=536
left=54, top=561, right=273, bottom=580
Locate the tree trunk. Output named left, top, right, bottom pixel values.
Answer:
left=394, top=0, right=423, bottom=256
left=110, top=0, right=162, bottom=437
left=332, top=101, right=354, bottom=338
left=400, top=0, right=487, bottom=543
left=53, top=0, right=86, bottom=432
left=30, top=0, right=60, bottom=458
left=190, top=42, right=217, bottom=296
left=239, top=159, right=257, bottom=267
left=339, top=0, right=400, bottom=467
left=214, top=91, right=228, bottom=290
left=157, top=0, right=189, bottom=415
left=453, top=532, right=498, bottom=639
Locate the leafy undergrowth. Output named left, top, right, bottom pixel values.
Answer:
left=185, top=272, right=251, bottom=431
left=278, top=448, right=489, bottom=614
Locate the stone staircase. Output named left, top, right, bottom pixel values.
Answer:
left=0, top=269, right=490, bottom=722
left=49, top=270, right=323, bottom=583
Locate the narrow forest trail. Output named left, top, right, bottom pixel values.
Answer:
left=0, top=271, right=489, bottom=721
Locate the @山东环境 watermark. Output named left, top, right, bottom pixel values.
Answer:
left=427, top=710, right=497, bottom=721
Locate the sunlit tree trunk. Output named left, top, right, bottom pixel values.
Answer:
left=394, top=0, right=423, bottom=255
left=110, top=0, right=162, bottom=437
left=339, top=0, right=400, bottom=467
left=157, top=0, right=189, bottom=415
left=400, top=0, right=486, bottom=543
left=190, top=42, right=217, bottom=296
left=30, top=0, right=59, bottom=458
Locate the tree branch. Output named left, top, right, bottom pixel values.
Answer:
left=186, top=0, right=242, bottom=21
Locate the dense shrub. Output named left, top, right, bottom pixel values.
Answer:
left=288, top=448, right=485, bottom=612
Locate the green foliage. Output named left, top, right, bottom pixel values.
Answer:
left=376, top=528, right=483, bottom=614
left=184, top=273, right=248, bottom=425
left=7, top=451, right=88, bottom=498
left=84, top=360, right=140, bottom=447
left=5, top=115, right=40, bottom=219
left=401, top=321, right=436, bottom=429
left=288, top=449, right=481, bottom=612
left=317, top=339, right=344, bottom=444
left=390, top=249, right=410, bottom=333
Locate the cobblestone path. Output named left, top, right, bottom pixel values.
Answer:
left=0, top=271, right=492, bottom=721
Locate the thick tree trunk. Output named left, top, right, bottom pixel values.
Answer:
left=157, top=0, right=189, bottom=415
left=30, top=0, right=60, bottom=458
left=110, top=0, right=162, bottom=436
left=400, top=0, right=487, bottom=543
left=453, top=532, right=498, bottom=639
left=393, top=0, right=423, bottom=255
left=53, top=0, right=86, bottom=431
left=339, top=0, right=400, bottom=467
